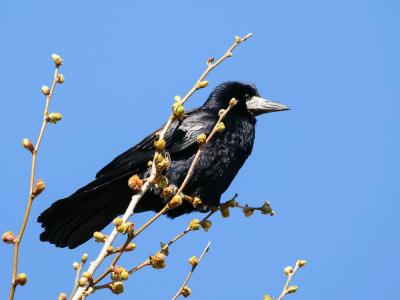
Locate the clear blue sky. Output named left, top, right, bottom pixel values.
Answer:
left=1, top=1, right=399, bottom=299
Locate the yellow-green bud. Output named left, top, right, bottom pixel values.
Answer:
left=197, top=133, right=207, bottom=144
left=73, top=262, right=79, bottom=270
left=51, top=53, right=63, bottom=67
left=296, top=259, right=307, bottom=268
left=220, top=207, right=230, bottom=218
left=188, top=256, right=198, bottom=267
left=197, top=80, right=209, bottom=89
left=21, top=138, right=34, bottom=152
left=157, top=175, right=169, bottom=188
left=150, top=252, right=166, bottom=269
left=120, top=270, right=129, bottom=281
left=93, top=231, right=105, bottom=242
left=113, top=217, right=123, bottom=226
left=32, top=179, right=45, bottom=196
left=15, top=273, right=27, bottom=286
left=173, top=102, right=185, bottom=119
left=284, top=266, right=294, bottom=276
left=111, top=281, right=124, bottom=294
left=47, top=112, right=63, bottom=124
left=181, top=286, right=192, bottom=297
left=174, top=95, right=181, bottom=102
left=218, top=109, right=225, bottom=117
left=58, top=293, right=67, bottom=300
left=189, top=219, right=201, bottom=230
left=81, top=253, right=88, bottom=263
left=201, top=220, right=212, bottom=232
left=154, top=138, right=166, bottom=152
left=116, top=223, right=127, bottom=233
left=286, top=286, right=298, bottom=294
left=168, top=195, right=182, bottom=209
left=161, top=186, right=174, bottom=199
left=192, top=197, right=202, bottom=208
left=229, top=97, right=238, bottom=107
left=234, top=36, right=242, bottom=43
left=263, top=295, right=273, bottom=300
left=57, top=73, right=65, bottom=84
left=125, top=243, right=136, bottom=251
left=216, top=122, right=225, bottom=133
left=260, top=201, right=273, bottom=215
left=41, top=85, right=50, bottom=96
left=78, top=277, right=88, bottom=286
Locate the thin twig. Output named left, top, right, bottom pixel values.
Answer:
left=71, top=33, right=252, bottom=300
left=276, top=260, right=306, bottom=300
left=9, top=65, right=60, bottom=300
left=172, top=241, right=211, bottom=300
left=70, top=262, right=84, bottom=299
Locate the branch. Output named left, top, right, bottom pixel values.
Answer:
left=5, top=54, right=64, bottom=300
left=70, top=33, right=253, bottom=300
left=172, top=241, right=211, bottom=300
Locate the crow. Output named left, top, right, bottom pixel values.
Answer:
left=38, top=81, right=289, bottom=248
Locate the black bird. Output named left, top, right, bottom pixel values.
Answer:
left=38, top=81, right=288, bottom=248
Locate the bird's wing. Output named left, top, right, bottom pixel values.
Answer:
left=95, top=108, right=217, bottom=179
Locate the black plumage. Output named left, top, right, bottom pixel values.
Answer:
left=38, top=81, right=288, bottom=248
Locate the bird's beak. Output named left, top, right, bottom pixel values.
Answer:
left=246, top=96, right=289, bottom=116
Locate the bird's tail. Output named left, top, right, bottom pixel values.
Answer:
left=38, top=177, right=131, bottom=249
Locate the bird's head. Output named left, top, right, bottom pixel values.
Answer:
left=204, top=81, right=289, bottom=117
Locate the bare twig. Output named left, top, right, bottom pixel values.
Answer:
left=172, top=241, right=211, bottom=300
left=8, top=55, right=63, bottom=300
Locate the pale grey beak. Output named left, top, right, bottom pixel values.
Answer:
left=246, top=96, right=289, bottom=116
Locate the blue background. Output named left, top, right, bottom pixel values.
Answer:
left=1, top=1, right=399, bottom=299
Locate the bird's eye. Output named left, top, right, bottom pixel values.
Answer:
left=244, top=93, right=250, bottom=100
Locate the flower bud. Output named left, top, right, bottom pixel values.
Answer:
left=200, top=220, right=212, bottom=232
left=120, top=270, right=129, bottom=281
left=283, top=266, right=294, bottom=276
left=106, top=245, right=114, bottom=254
left=32, top=179, right=45, bottom=196
left=73, top=262, right=79, bottom=270
left=218, top=109, right=225, bottom=117
left=21, top=138, right=34, bottom=152
left=229, top=98, right=238, bottom=107
left=192, top=197, right=202, bottom=208
left=263, top=295, right=273, bottom=300
left=220, top=207, right=230, bottom=218
left=188, top=256, right=198, bottom=267
left=207, top=57, right=215, bottom=65
left=173, top=102, right=185, bottom=119
left=128, top=175, right=143, bottom=192
left=51, top=53, right=63, bottom=67
left=242, top=207, right=254, bottom=217
left=125, top=242, right=136, bottom=251
left=113, top=217, right=123, bottom=226
left=15, top=273, right=28, bottom=286
left=154, top=138, right=166, bottom=152
left=196, top=133, right=207, bottom=145
left=93, top=231, right=105, bottom=242
left=2, top=231, right=16, bottom=244
left=157, top=175, right=169, bottom=188
left=116, top=223, right=127, bottom=233
left=41, top=85, right=50, bottom=96
left=111, top=281, right=124, bottom=294
left=181, top=286, right=192, bottom=297
left=168, top=195, right=182, bottom=209
left=260, top=201, right=272, bottom=215
left=234, top=36, right=242, bottom=43
left=78, top=277, right=88, bottom=286
left=189, top=219, right=201, bottom=230
left=286, top=285, right=298, bottom=294
left=57, top=73, right=65, bottom=84
left=226, top=199, right=237, bottom=208
left=150, top=252, right=166, bottom=269
left=58, top=293, right=67, bottom=300
left=197, top=80, right=209, bottom=89
left=47, top=112, right=63, bottom=124
left=174, top=95, right=181, bottom=102
left=216, top=122, right=225, bottom=133
left=296, top=259, right=307, bottom=268
left=161, top=186, right=174, bottom=199
left=81, top=253, right=88, bottom=263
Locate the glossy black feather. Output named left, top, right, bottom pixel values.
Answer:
left=38, top=82, right=261, bottom=248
